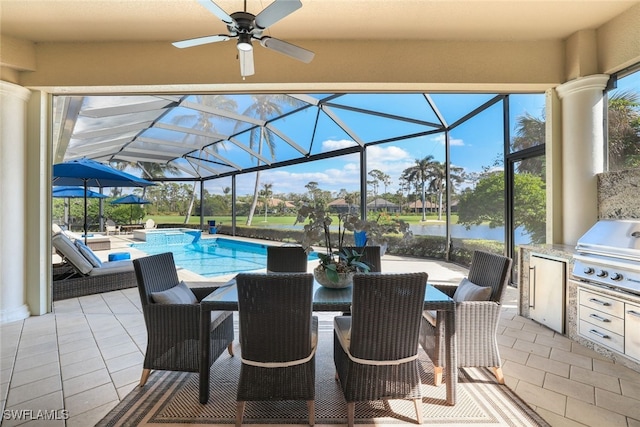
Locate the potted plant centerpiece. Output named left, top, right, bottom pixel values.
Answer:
left=295, top=205, right=371, bottom=288
left=354, top=212, right=412, bottom=256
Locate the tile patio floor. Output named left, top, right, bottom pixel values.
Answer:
left=1, top=235, right=640, bottom=426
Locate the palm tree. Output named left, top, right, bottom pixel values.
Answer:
left=237, top=95, right=305, bottom=226
left=344, top=191, right=357, bottom=215
left=511, top=111, right=546, bottom=175
left=402, top=155, right=435, bottom=221
left=426, top=161, right=464, bottom=221
left=261, top=182, right=273, bottom=222
left=111, top=161, right=179, bottom=198
left=305, top=181, right=319, bottom=207
left=171, top=95, right=237, bottom=223
left=399, top=170, right=413, bottom=214
left=368, top=169, right=390, bottom=210
left=608, top=89, right=640, bottom=170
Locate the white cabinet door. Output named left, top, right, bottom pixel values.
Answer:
left=529, top=255, right=566, bottom=333
left=625, top=302, right=640, bottom=362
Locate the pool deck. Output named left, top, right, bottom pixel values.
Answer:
left=12, top=232, right=639, bottom=426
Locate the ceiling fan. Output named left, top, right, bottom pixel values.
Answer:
left=173, top=0, right=315, bottom=78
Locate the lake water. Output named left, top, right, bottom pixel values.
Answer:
left=409, top=223, right=531, bottom=245
left=257, top=223, right=532, bottom=245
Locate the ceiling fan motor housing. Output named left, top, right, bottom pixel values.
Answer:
left=229, top=11, right=259, bottom=35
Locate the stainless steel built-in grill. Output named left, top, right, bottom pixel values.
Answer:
left=572, top=219, right=640, bottom=366
left=572, top=219, right=640, bottom=295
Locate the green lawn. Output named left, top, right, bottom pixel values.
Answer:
left=147, top=213, right=458, bottom=226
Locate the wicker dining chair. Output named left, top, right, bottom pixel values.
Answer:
left=342, top=245, right=382, bottom=272
left=266, top=245, right=308, bottom=272
left=235, top=273, right=317, bottom=427
left=419, top=250, right=513, bottom=385
left=334, top=272, right=428, bottom=427
left=133, top=252, right=234, bottom=387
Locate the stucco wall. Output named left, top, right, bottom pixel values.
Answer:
left=20, top=39, right=565, bottom=89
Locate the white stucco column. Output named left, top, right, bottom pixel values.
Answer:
left=0, top=81, right=31, bottom=323
left=556, top=74, right=609, bottom=245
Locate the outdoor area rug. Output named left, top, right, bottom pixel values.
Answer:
left=98, top=328, right=549, bottom=426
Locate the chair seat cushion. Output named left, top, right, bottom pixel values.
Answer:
left=453, top=278, right=492, bottom=302
left=151, top=281, right=198, bottom=304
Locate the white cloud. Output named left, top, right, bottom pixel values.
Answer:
left=431, top=134, right=464, bottom=146
left=367, top=145, right=411, bottom=161
left=321, top=139, right=357, bottom=151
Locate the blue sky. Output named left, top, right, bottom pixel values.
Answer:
left=207, top=92, right=547, bottom=197
left=225, top=72, right=640, bottom=199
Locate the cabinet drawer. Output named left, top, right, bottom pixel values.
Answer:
left=625, top=304, right=640, bottom=362
left=579, top=289, right=624, bottom=318
left=579, top=306, right=624, bottom=335
left=579, top=319, right=624, bottom=353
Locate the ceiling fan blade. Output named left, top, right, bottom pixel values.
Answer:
left=173, top=34, right=230, bottom=48
left=254, top=0, right=302, bottom=29
left=239, top=49, right=255, bottom=77
left=260, top=37, right=314, bottom=63
left=197, top=0, right=234, bottom=25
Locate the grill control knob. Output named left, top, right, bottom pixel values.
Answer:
left=597, top=270, right=608, bottom=278
left=583, top=267, right=595, bottom=275
left=611, top=273, right=624, bottom=281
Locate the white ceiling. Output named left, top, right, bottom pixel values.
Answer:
left=1, top=0, right=637, bottom=44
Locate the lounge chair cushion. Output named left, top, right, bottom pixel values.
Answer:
left=52, top=223, right=63, bottom=235
left=52, top=233, right=94, bottom=275
left=151, top=281, right=198, bottom=304
left=75, top=240, right=103, bottom=268
left=453, top=278, right=492, bottom=302
left=87, top=260, right=134, bottom=276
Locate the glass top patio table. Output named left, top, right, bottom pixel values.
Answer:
left=200, top=278, right=454, bottom=312
left=198, top=276, right=457, bottom=406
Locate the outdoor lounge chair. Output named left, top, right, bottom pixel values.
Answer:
left=133, top=252, right=234, bottom=388
left=144, top=218, right=157, bottom=229
left=419, top=250, right=513, bottom=385
left=51, top=232, right=136, bottom=300
left=333, top=272, right=428, bottom=427
left=52, top=223, right=111, bottom=251
left=105, top=219, right=121, bottom=235
left=235, top=272, right=316, bottom=426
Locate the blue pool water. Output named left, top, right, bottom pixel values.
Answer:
left=141, top=229, right=201, bottom=245
left=130, top=233, right=315, bottom=277
left=131, top=236, right=267, bottom=277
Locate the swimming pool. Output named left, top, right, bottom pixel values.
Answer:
left=130, top=236, right=268, bottom=277
left=130, top=233, right=314, bottom=277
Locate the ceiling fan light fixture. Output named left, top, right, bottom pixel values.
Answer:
left=237, top=33, right=253, bottom=52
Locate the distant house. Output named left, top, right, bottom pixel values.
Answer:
left=407, top=200, right=434, bottom=213
left=256, top=198, right=296, bottom=213
left=407, top=199, right=458, bottom=213
left=327, top=198, right=359, bottom=214
left=367, top=198, right=400, bottom=213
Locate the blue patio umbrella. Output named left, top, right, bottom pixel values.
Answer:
left=53, top=186, right=108, bottom=199
left=53, top=186, right=108, bottom=230
left=53, top=158, right=154, bottom=243
left=111, top=194, right=152, bottom=224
